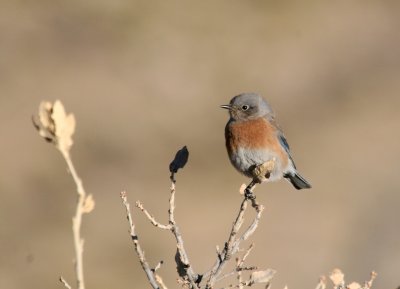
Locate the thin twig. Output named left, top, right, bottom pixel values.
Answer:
left=133, top=173, right=198, bottom=288
left=61, top=149, right=86, bottom=289
left=240, top=244, right=254, bottom=264
left=216, top=265, right=257, bottom=284
left=168, top=173, right=199, bottom=289
left=60, top=276, right=72, bottom=289
left=237, top=257, right=244, bottom=289
left=214, top=244, right=256, bottom=283
left=136, top=201, right=171, bottom=230
left=232, top=204, right=264, bottom=254
left=205, top=191, right=264, bottom=288
left=315, top=276, right=327, bottom=289
left=219, top=279, right=256, bottom=289
left=238, top=244, right=254, bottom=289
left=155, top=274, right=169, bottom=289
left=120, top=191, right=160, bottom=289
left=363, top=271, right=377, bottom=289
left=238, top=279, right=255, bottom=287
left=204, top=197, right=248, bottom=286
left=127, top=152, right=269, bottom=289
left=215, top=243, right=257, bottom=284
left=153, top=260, right=164, bottom=272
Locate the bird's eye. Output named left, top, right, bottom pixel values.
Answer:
left=241, top=105, right=249, bottom=111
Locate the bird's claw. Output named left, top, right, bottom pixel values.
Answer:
left=244, top=187, right=256, bottom=200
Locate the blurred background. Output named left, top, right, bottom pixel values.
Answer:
left=1, top=1, right=399, bottom=288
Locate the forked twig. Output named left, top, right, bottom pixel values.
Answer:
left=168, top=173, right=199, bottom=288
left=215, top=244, right=256, bottom=284
left=120, top=191, right=160, bottom=289
left=204, top=191, right=264, bottom=288
left=136, top=201, right=171, bottom=230
left=134, top=173, right=199, bottom=288
left=122, top=147, right=273, bottom=289
left=60, top=276, right=72, bottom=289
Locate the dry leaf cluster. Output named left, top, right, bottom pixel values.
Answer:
left=313, top=269, right=377, bottom=289
left=33, top=100, right=76, bottom=153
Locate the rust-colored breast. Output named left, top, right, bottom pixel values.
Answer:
left=225, top=117, right=288, bottom=167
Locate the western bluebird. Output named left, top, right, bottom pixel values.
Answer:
left=221, top=93, right=311, bottom=190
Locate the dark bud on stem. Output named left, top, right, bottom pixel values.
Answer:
left=169, top=146, right=189, bottom=173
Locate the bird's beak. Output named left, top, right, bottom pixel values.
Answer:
left=220, top=104, right=232, bottom=110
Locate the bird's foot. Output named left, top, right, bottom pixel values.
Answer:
left=244, top=179, right=257, bottom=200
left=244, top=188, right=256, bottom=200
left=244, top=182, right=261, bottom=210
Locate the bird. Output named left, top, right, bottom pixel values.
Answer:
left=221, top=93, right=311, bottom=190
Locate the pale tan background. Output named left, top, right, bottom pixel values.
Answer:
left=1, top=1, right=400, bottom=288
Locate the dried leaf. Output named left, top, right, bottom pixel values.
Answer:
left=169, top=146, right=189, bottom=173
left=33, top=100, right=76, bottom=152
left=52, top=100, right=76, bottom=152
left=82, top=194, right=95, bottom=214
left=347, top=282, right=361, bottom=289
left=250, top=269, right=276, bottom=284
left=38, top=101, right=53, bottom=130
left=330, top=269, right=345, bottom=286
left=33, top=101, right=56, bottom=142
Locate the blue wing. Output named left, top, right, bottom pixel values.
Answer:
left=278, top=133, right=297, bottom=169
left=278, top=133, right=290, bottom=153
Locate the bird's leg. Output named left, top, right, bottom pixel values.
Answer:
left=244, top=180, right=262, bottom=210
left=244, top=180, right=257, bottom=200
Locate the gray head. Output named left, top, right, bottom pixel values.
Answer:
left=221, top=93, right=274, bottom=121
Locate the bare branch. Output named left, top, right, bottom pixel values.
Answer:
left=136, top=201, right=171, bottom=230
left=215, top=244, right=256, bottom=284
left=315, top=276, right=327, bottom=289
left=232, top=204, right=264, bottom=253
left=62, top=150, right=88, bottom=289
left=363, top=271, right=377, bottom=289
left=220, top=269, right=276, bottom=289
left=237, top=243, right=254, bottom=289
left=34, top=101, right=92, bottom=289
left=205, top=191, right=265, bottom=288
left=206, top=198, right=248, bottom=282
left=153, top=260, right=164, bottom=272
left=60, top=276, right=72, bottom=289
left=123, top=148, right=273, bottom=289
left=155, top=274, right=169, bottom=289
left=169, top=173, right=199, bottom=289
left=120, top=191, right=160, bottom=289
left=237, top=257, right=244, bottom=289
left=133, top=169, right=198, bottom=288
left=240, top=244, right=254, bottom=264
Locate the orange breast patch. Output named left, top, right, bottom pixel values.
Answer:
left=225, top=117, right=288, bottom=167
